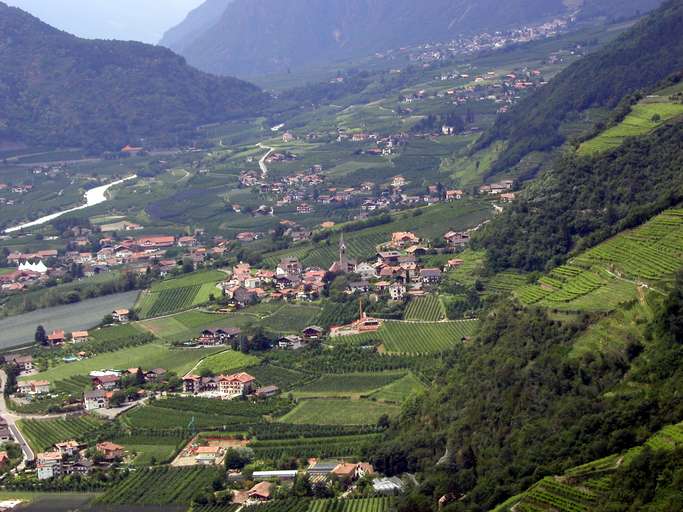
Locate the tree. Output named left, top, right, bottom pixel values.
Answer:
left=224, top=448, right=252, bottom=470
left=34, top=325, right=48, bottom=345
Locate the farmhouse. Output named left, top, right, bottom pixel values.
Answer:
left=256, top=385, right=280, bottom=399
left=96, top=442, right=125, bottom=461
left=302, top=326, right=324, bottom=340
left=198, top=327, right=242, bottom=345
left=47, top=329, right=65, bottom=345
left=3, top=355, right=33, bottom=372
left=71, top=331, right=89, bottom=343
left=248, top=481, right=274, bottom=501
left=111, top=309, right=130, bottom=323
left=390, top=232, right=420, bottom=249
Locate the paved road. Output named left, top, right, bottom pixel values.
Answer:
left=0, top=372, right=35, bottom=464
left=257, top=143, right=274, bottom=177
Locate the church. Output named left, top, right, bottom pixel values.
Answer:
left=328, top=234, right=357, bottom=274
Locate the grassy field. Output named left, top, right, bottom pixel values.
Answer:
left=369, top=372, right=426, bottom=403
left=136, top=270, right=225, bottom=319
left=111, top=433, right=186, bottom=465
left=404, top=295, right=446, bottom=321
left=579, top=100, right=683, bottom=155
left=337, top=319, right=479, bottom=354
left=278, top=399, right=400, bottom=425
left=192, top=350, right=260, bottom=375
left=292, top=371, right=406, bottom=398
left=516, top=209, right=683, bottom=312
left=308, top=497, right=394, bottom=512
left=18, top=415, right=104, bottom=452
left=20, top=344, right=224, bottom=383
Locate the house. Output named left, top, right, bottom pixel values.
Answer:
left=355, top=463, right=375, bottom=479
left=16, top=381, right=33, bottom=395
left=55, top=441, right=81, bottom=458
left=255, top=385, right=280, bottom=399
left=447, top=259, right=465, bottom=269
left=96, top=442, right=125, bottom=461
left=389, top=283, right=407, bottom=301
left=391, top=176, right=406, bottom=188
left=4, top=354, right=33, bottom=372
left=198, top=327, right=241, bottom=345
left=355, top=262, right=378, bottom=280
left=145, top=368, right=167, bottom=380
left=18, top=380, right=50, bottom=395
left=135, top=235, right=176, bottom=249
left=193, top=445, right=223, bottom=465
left=332, top=462, right=357, bottom=481
left=36, top=451, right=63, bottom=480
left=500, top=192, right=516, bottom=202
left=302, top=326, right=323, bottom=340
left=248, top=481, right=274, bottom=501
left=0, top=425, right=13, bottom=443
left=446, top=190, right=464, bottom=201
left=391, top=232, right=419, bottom=249
left=71, top=331, right=89, bottom=343
left=443, top=231, right=470, bottom=246
left=84, top=389, right=109, bottom=410
left=47, top=330, right=65, bottom=345
left=278, top=336, right=305, bottom=350
left=92, top=374, right=119, bottom=390
left=420, top=268, right=443, bottom=284
left=0, top=451, right=9, bottom=466
left=111, top=309, right=130, bottom=323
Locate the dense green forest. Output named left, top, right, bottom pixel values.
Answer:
left=475, top=0, right=683, bottom=174
left=475, top=121, right=683, bottom=272
left=0, top=2, right=266, bottom=151
left=372, top=274, right=683, bottom=511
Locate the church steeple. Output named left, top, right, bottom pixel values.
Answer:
left=339, top=233, right=349, bottom=273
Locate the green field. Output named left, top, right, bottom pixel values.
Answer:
left=21, top=344, right=224, bottom=383
left=111, top=433, right=186, bottom=465
left=292, top=371, right=407, bottom=398
left=404, top=295, right=446, bottom=321
left=369, top=372, right=426, bottom=403
left=98, top=466, right=221, bottom=505
left=136, top=270, right=225, bottom=319
left=250, top=433, right=381, bottom=462
left=337, top=319, right=479, bottom=354
left=18, top=415, right=104, bottom=453
left=579, top=100, right=683, bottom=155
left=516, top=209, right=683, bottom=312
left=192, top=350, right=260, bottom=375
left=278, top=399, right=400, bottom=425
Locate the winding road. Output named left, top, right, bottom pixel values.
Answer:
left=257, top=143, right=274, bottom=178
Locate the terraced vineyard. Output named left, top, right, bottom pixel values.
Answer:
left=98, top=466, right=220, bottom=505
left=18, top=415, right=104, bottom=452
left=496, top=421, right=683, bottom=512
left=579, top=99, right=683, bottom=155
left=404, top=295, right=446, bottom=321
left=515, top=210, right=683, bottom=311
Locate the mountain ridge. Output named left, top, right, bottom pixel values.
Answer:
left=0, top=1, right=266, bottom=150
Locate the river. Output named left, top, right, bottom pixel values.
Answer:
left=0, top=290, right=140, bottom=350
left=4, top=175, right=137, bottom=234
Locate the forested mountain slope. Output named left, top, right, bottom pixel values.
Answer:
left=0, top=2, right=265, bottom=151
left=163, top=0, right=567, bottom=77
left=476, top=0, right=683, bottom=173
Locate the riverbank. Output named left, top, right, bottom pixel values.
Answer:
left=4, top=175, right=137, bottom=234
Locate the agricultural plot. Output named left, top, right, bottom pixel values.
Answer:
left=192, top=350, right=260, bottom=375
left=260, top=304, right=322, bottom=333
left=250, top=433, right=381, bottom=461
left=246, top=364, right=312, bottom=390
left=112, top=433, right=187, bottom=466
left=579, top=101, right=683, bottom=155
left=516, top=210, right=683, bottom=312
left=308, top=497, right=394, bottom=512
left=98, top=466, right=221, bottom=505
left=52, top=375, right=91, bottom=396
left=23, top=344, right=223, bottom=384
left=292, top=371, right=406, bottom=398
left=369, top=373, right=426, bottom=403
left=137, top=271, right=224, bottom=319
left=242, top=499, right=310, bottom=512
left=404, top=295, right=446, bottom=321
left=379, top=320, right=478, bottom=354
left=278, top=399, right=400, bottom=425
left=18, top=415, right=104, bottom=452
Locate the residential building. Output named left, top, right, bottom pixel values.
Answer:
left=84, top=389, right=109, bottom=410
left=36, top=451, right=63, bottom=480
left=111, top=309, right=130, bottom=323
left=96, top=442, right=125, bottom=461
left=248, top=481, right=274, bottom=501
left=255, top=386, right=280, bottom=399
